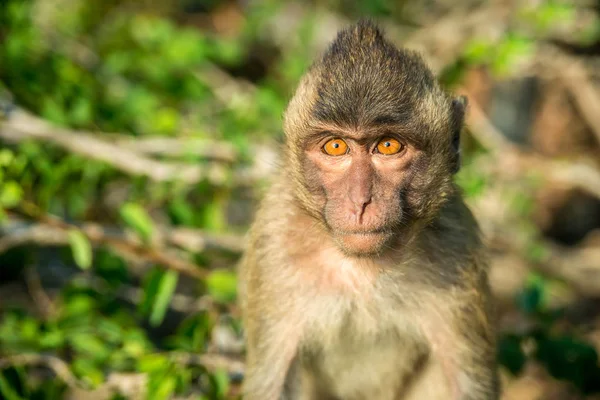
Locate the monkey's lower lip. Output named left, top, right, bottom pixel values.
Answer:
left=337, top=229, right=388, bottom=236
left=334, top=230, right=392, bottom=255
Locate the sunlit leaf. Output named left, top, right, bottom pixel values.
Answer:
left=212, top=369, right=230, bottom=398
left=120, top=202, right=154, bottom=243
left=138, top=354, right=170, bottom=373
left=72, top=358, right=104, bottom=387
left=68, top=230, right=93, bottom=270
left=69, top=97, right=93, bottom=125
left=463, top=39, right=493, bottom=64
left=70, top=332, right=110, bottom=361
left=150, top=375, right=177, bottom=400
left=0, top=149, right=14, bottom=167
left=0, top=181, right=23, bottom=208
left=149, top=270, right=178, bottom=327
left=206, top=270, right=237, bottom=303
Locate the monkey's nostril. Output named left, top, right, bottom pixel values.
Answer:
left=357, top=198, right=371, bottom=224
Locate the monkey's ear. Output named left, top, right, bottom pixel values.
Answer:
left=454, top=95, right=468, bottom=109
left=450, top=96, right=468, bottom=174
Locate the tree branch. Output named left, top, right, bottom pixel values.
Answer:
left=109, top=135, right=238, bottom=162
left=460, top=90, right=600, bottom=199
left=0, top=214, right=244, bottom=279
left=536, top=46, right=600, bottom=145
left=0, top=108, right=254, bottom=186
left=0, top=354, right=80, bottom=388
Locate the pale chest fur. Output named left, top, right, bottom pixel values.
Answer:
left=287, top=250, right=435, bottom=399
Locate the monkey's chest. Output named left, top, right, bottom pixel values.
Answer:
left=299, top=295, right=429, bottom=399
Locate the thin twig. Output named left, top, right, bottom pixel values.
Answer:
left=194, top=63, right=256, bottom=109
left=24, top=266, right=57, bottom=319
left=168, top=351, right=245, bottom=376
left=0, top=212, right=223, bottom=279
left=0, top=354, right=81, bottom=388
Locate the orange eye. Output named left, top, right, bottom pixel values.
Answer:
left=323, top=139, right=348, bottom=156
left=377, top=137, right=404, bottom=155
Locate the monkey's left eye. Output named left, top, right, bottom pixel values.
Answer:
left=323, top=138, right=348, bottom=156
left=376, top=138, right=404, bottom=155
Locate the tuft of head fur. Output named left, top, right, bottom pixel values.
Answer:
left=283, top=20, right=465, bottom=226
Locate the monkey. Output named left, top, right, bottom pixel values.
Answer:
left=238, top=20, right=499, bottom=400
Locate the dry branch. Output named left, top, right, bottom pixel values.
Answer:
left=194, top=63, right=256, bottom=109
left=24, top=266, right=57, bottom=319
left=487, top=229, right=600, bottom=296
left=0, top=214, right=245, bottom=279
left=461, top=90, right=600, bottom=199
left=266, top=2, right=512, bottom=75
left=169, top=351, right=245, bottom=376
left=534, top=241, right=600, bottom=296
left=0, top=354, right=80, bottom=388
left=0, top=351, right=244, bottom=398
left=0, top=217, right=204, bottom=279
left=0, top=108, right=252, bottom=186
left=536, top=46, right=600, bottom=144
left=110, top=135, right=238, bottom=162
left=459, top=92, right=600, bottom=293
left=403, top=3, right=511, bottom=74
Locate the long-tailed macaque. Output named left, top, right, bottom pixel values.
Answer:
left=238, top=20, right=499, bottom=400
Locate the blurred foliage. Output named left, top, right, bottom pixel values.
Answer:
left=0, top=0, right=599, bottom=398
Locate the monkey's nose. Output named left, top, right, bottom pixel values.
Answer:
left=351, top=198, right=372, bottom=224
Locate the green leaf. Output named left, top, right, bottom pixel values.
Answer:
left=0, top=149, right=14, bottom=167
left=150, top=376, right=177, bottom=400
left=517, top=274, right=546, bottom=314
left=168, top=198, right=195, bottom=225
left=19, top=317, right=39, bottom=342
left=534, top=3, right=575, bottom=32
left=212, top=369, right=230, bottom=398
left=63, top=294, right=96, bottom=317
left=39, top=329, right=65, bottom=349
left=69, top=97, right=93, bottom=125
left=122, top=329, right=152, bottom=358
left=70, top=332, right=110, bottom=361
left=41, top=98, right=67, bottom=125
left=455, top=166, right=487, bottom=199
left=463, top=39, right=493, bottom=64
left=0, top=373, right=25, bottom=400
left=140, top=268, right=163, bottom=317
left=72, top=358, right=104, bottom=387
left=150, top=107, right=179, bottom=135
left=138, top=354, right=170, bottom=373
left=206, top=270, right=237, bottom=303
left=120, top=202, right=154, bottom=243
left=492, top=34, right=534, bottom=76
left=526, top=241, right=549, bottom=263
left=498, top=335, right=526, bottom=375
left=150, top=270, right=179, bottom=327
left=68, top=230, right=93, bottom=270
left=0, top=181, right=23, bottom=208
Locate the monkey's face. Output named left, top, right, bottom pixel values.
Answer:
left=283, top=22, right=465, bottom=257
left=301, top=128, right=426, bottom=256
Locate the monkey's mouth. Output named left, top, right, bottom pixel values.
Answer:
left=333, top=229, right=392, bottom=256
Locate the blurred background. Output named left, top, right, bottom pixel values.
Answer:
left=0, top=0, right=599, bottom=399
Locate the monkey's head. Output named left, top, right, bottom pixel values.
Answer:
left=283, top=20, right=467, bottom=257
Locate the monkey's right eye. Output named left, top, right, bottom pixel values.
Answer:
left=323, top=139, right=348, bottom=156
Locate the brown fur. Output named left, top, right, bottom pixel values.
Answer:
left=238, top=20, right=499, bottom=400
